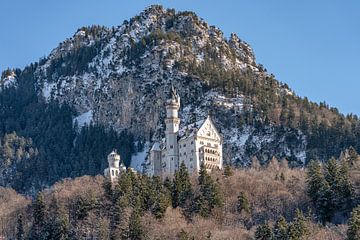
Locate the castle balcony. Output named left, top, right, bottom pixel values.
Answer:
left=199, top=146, right=221, bottom=170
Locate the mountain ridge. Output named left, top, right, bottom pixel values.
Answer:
left=1, top=5, right=360, bottom=192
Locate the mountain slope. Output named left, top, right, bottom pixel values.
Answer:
left=32, top=5, right=307, bottom=165
left=1, top=5, right=360, bottom=192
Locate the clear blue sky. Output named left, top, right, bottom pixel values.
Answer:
left=1, top=1, right=359, bottom=115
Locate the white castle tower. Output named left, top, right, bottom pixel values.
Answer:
left=149, top=86, right=223, bottom=178
left=104, top=150, right=126, bottom=183
left=164, top=85, right=180, bottom=175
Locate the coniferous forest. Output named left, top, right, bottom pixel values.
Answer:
left=1, top=5, right=360, bottom=240
left=3, top=154, right=360, bottom=239
left=0, top=65, right=135, bottom=193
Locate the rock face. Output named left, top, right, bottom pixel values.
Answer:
left=29, top=5, right=306, bottom=166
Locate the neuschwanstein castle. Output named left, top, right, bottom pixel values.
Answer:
left=148, top=86, right=223, bottom=177
left=104, top=86, right=223, bottom=181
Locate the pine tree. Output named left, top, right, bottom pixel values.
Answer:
left=347, top=205, right=360, bottom=240
left=114, top=171, right=133, bottom=207
left=338, top=161, right=354, bottom=213
left=236, top=191, right=250, bottom=214
left=31, top=192, right=48, bottom=240
left=223, top=165, right=233, bottom=177
left=273, top=216, right=288, bottom=240
left=150, top=176, right=171, bottom=219
left=128, top=207, right=143, bottom=240
left=16, top=214, right=25, bottom=240
left=316, top=180, right=334, bottom=223
left=306, top=160, right=324, bottom=204
left=288, top=209, right=308, bottom=240
left=196, top=164, right=223, bottom=217
left=325, top=158, right=353, bottom=216
left=103, top=176, right=113, bottom=202
left=255, top=222, right=273, bottom=240
left=47, top=197, right=69, bottom=240
left=306, top=160, right=335, bottom=223
left=172, top=162, right=193, bottom=208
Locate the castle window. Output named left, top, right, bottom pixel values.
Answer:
left=183, top=144, right=186, bottom=147
left=191, top=149, right=194, bottom=153
left=190, top=158, right=193, bottom=162
left=112, top=170, right=114, bottom=176
left=191, top=141, right=194, bottom=145
left=116, top=170, right=119, bottom=176
left=200, top=141, right=204, bottom=145
left=180, top=153, right=182, bottom=156
left=170, top=145, right=173, bottom=149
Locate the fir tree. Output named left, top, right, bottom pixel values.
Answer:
left=16, top=214, right=25, bottom=240
left=338, top=161, right=354, bottom=213
left=47, top=197, right=69, bottom=240
left=128, top=207, right=143, bottom=240
left=306, top=160, right=324, bottom=204
left=236, top=191, right=250, bottom=214
left=223, top=165, right=233, bottom=177
left=347, top=205, right=360, bottom=240
left=103, top=176, right=113, bottom=202
left=172, top=162, right=193, bottom=208
left=255, top=222, right=273, bottom=240
left=288, top=209, right=308, bottom=240
left=273, top=216, right=288, bottom=240
left=31, top=192, right=48, bottom=240
left=150, top=176, right=171, bottom=219
left=196, top=164, right=223, bottom=217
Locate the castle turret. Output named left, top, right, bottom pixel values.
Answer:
left=164, top=85, right=180, bottom=175
left=104, top=150, right=125, bottom=183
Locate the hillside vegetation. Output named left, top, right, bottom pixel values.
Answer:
left=1, top=5, right=360, bottom=194
left=2, top=148, right=360, bottom=239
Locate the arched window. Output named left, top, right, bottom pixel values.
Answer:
left=112, top=170, right=114, bottom=176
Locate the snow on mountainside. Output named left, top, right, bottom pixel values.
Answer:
left=30, top=5, right=306, bottom=167
left=0, top=71, right=17, bottom=91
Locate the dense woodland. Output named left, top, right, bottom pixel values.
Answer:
left=2, top=151, right=360, bottom=239
left=2, top=6, right=360, bottom=239
left=0, top=65, right=135, bottom=193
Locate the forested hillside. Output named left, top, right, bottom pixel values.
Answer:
left=0, top=65, right=134, bottom=193
left=2, top=150, right=360, bottom=239
left=1, top=5, right=360, bottom=194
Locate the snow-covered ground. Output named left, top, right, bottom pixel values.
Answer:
left=130, top=142, right=150, bottom=172
left=0, top=73, right=17, bottom=91
left=73, top=110, right=93, bottom=127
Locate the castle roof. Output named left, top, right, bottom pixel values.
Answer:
left=178, top=119, right=205, bottom=140
left=150, top=116, right=220, bottom=151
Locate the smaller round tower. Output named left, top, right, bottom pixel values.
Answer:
left=104, top=150, right=125, bottom=183
left=108, top=150, right=120, bottom=168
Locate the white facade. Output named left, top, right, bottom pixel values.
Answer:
left=149, top=87, right=223, bottom=178
left=104, top=150, right=126, bottom=183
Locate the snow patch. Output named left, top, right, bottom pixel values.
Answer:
left=130, top=142, right=150, bottom=172
left=73, top=110, right=93, bottom=127
left=42, top=82, right=56, bottom=100
left=0, top=75, right=17, bottom=91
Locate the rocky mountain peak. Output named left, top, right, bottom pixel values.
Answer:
left=23, top=5, right=308, bottom=167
